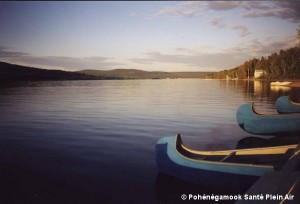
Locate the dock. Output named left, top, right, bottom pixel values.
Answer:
left=236, top=142, right=300, bottom=203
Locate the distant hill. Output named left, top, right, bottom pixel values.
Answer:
left=0, top=61, right=215, bottom=81
left=78, top=69, right=214, bottom=79
left=0, top=61, right=100, bottom=81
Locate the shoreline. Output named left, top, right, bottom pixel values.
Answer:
left=229, top=78, right=300, bottom=88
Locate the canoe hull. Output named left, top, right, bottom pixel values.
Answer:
left=155, top=136, right=272, bottom=184
left=276, top=96, right=300, bottom=114
left=237, top=103, right=300, bottom=135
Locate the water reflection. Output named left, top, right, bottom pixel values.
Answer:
left=254, top=80, right=263, bottom=95
left=0, top=79, right=300, bottom=203
left=236, top=136, right=300, bottom=149
left=270, top=85, right=291, bottom=93
left=236, top=80, right=300, bottom=113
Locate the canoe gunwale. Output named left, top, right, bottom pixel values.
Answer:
left=176, top=134, right=297, bottom=156
left=251, top=103, right=300, bottom=117
left=288, top=96, right=300, bottom=106
left=174, top=134, right=295, bottom=169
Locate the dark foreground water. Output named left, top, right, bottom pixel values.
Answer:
left=0, top=79, right=299, bottom=204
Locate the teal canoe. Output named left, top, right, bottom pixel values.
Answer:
left=237, top=103, right=300, bottom=135
left=155, top=134, right=297, bottom=184
left=276, top=96, right=300, bottom=114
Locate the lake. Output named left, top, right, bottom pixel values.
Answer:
left=0, top=79, right=299, bottom=203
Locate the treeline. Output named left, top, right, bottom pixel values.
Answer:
left=207, top=46, right=300, bottom=79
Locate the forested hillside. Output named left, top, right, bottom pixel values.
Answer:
left=78, top=69, right=214, bottom=79
left=0, top=61, right=99, bottom=81
left=0, top=61, right=215, bottom=81
left=207, top=46, right=300, bottom=80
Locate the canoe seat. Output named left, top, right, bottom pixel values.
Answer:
left=220, top=151, right=236, bottom=162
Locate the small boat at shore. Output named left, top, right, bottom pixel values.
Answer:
left=276, top=96, right=300, bottom=114
left=270, top=81, right=292, bottom=86
left=155, top=134, right=297, bottom=184
left=236, top=103, right=300, bottom=135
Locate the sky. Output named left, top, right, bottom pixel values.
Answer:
left=0, top=1, right=300, bottom=72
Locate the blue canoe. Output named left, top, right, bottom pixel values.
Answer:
left=237, top=103, right=300, bottom=135
left=155, top=134, right=297, bottom=184
left=276, top=96, right=300, bottom=113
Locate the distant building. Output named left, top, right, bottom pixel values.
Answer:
left=254, top=69, right=266, bottom=79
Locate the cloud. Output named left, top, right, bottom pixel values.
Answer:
left=0, top=46, right=125, bottom=71
left=208, top=16, right=226, bottom=28
left=130, top=50, right=251, bottom=71
left=131, top=34, right=297, bottom=71
left=202, top=0, right=300, bottom=23
left=175, top=47, right=206, bottom=55
left=226, top=36, right=296, bottom=56
left=231, top=25, right=251, bottom=37
left=155, top=2, right=298, bottom=38
left=149, top=1, right=298, bottom=40
left=153, top=1, right=300, bottom=23
left=242, top=1, right=300, bottom=23
left=208, top=17, right=250, bottom=37
left=203, top=1, right=243, bottom=11
left=153, top=2, right=202, bottom=18
left=0, top=46, right=30, bottom=58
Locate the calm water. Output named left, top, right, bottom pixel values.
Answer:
left=0, top=79, right=299, bottom=203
